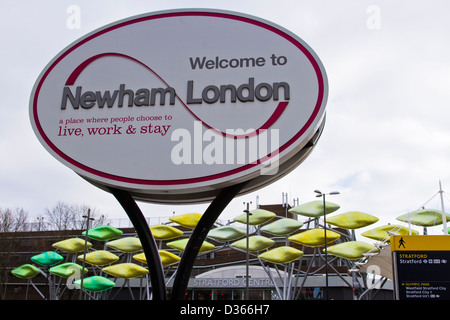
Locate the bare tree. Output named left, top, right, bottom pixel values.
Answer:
left=0, top=207, right=30, bottom=299
left=0, top=203, right=109, bottom=232
left=14, top=208, right=30, bottom=231
left=71, top=204, right=109, bottom=230
left=44, top=202, right=75, bottom=230
left=43, top=202, right=109, bottom=230
left=0, top=208, right=29, bottom=232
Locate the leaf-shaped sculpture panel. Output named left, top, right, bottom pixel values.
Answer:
left=361, top=224, right=419, bottom=242
left=159, top=250, right=181, bottom=266
left=326, top=211, right=379, bottom=230
left=150, top=224, right=183, bottom=241
left=11, top=264, right=40, bottom=279
left=260, top=218, right=303, bottom=236
left=289, top=200, right=340, bottom=218
left=207, top=226, right=247, bottom=242
left=133, top=250, right=181, bottom=267
left=132, top=252, right=147, bottom=264
left=288, top=229, right=340, bottom=247
left=74, top=276, right=115, bottom=292
left=106, top=237, right=142, bottom=253
left=31, top=251, right=64, bottom=267
left=102, top=263, right=149, bottom=279
left=167, top=238, right=215, bottom=253
left=326, top=241, right=379, bottom=260
left=231, top=235, right=275, bottom=252
left=169, top=213, right=202, bottom=229
left=397, top=209, right=450, bottom=227
left=82, top=225, right=123, bottom=241
left=258, top=246, right=304, bottom=264
left=52, top=238, right=92, bottom=253
left=49, top=262, right=88, bottom=278
left=233, top=209, right=276, bottom=225
left=77, top=250, right=120, bottom=266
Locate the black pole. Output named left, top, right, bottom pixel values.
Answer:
left=171, top=181, right=247, bottom=300
left=109, top=187, right=166, bottom=300
left=323, top=194, right=329, bottom=300
left=245, top=202, right=252, bottom=300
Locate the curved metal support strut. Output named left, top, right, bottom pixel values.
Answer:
left=109, top=187, right=167, bottom=300
left=171, top=182, right=248, bottom=300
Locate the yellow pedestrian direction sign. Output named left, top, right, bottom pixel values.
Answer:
left=391, top=235, right=450, bottom=300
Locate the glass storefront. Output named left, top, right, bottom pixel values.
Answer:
left=178, top=287, right=362, bottom=300
left=183, top=289, right=276, bottom=300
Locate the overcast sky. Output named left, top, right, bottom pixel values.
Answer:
left=1, top=0, right=450, bottom=236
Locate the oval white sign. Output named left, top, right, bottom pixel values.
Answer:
left=30, top=9, right=328, bottom=203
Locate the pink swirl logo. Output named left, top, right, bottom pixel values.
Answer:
left=65, top=52, right=289, bottom=139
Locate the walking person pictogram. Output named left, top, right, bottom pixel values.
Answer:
left=398, top=237, right=406, bottom=248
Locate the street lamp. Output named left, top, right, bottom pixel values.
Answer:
left=314, top=190, right=340, bottom=300
left=244, top=201, right=252, bottom=300
left=36, top=216, right=44, bottom=231
left=80, top=209, right=94, bottom=300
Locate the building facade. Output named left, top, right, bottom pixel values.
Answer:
left=1, top=204, right=393, bottom=300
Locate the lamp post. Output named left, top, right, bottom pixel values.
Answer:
left=37, top=216, right=44, bottom=231
left=80, top=209, right=94, bottom=300
left=314, top=190, right=339, bottom=300
left=439, top=180, right=448, bottom=235
left=244, top=201, right=252, bottom=300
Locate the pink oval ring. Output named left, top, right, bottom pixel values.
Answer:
left=30, top=9, right=328, bottom=203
